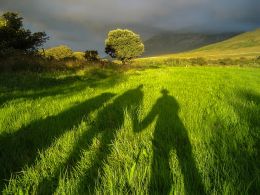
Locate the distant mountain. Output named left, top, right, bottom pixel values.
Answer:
left=143, top=32, right=240, bottom=56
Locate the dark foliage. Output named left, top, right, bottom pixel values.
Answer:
left=0, top=12, right=48, bottom=57
left=190, top=57, right=208, bottom=66
left=84, top=50, right=99, bottom=61
left=217, top=58, right=233, bottom=65
left=105, top=45, right=116, bottom=58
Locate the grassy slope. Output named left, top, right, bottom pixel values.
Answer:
left=149, top=28, right=260, bottom=59
left=0, top=66, right=259, bottom=194
left=143, top=32, right=238, bottom=56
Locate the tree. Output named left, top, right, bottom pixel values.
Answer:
left=85, top=50, right=99, bottom=61
left=45, top=45, right=73, bottom=60
left=0, top=12, right=48, bottom=55
left=105, top=29, right=144, bottom=64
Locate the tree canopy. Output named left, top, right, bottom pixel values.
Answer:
left=105, top=29, right=144, bottom=64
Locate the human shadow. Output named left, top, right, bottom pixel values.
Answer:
left=0, top=93, right=115, bottom=191
left=134, top=89, right=205, bottom=194
left=36, top=85, right=144, bottom=194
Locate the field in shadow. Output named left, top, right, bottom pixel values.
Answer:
left=229, top=90, right=260, bottom=194
left=0, top=93, right=115, bottom=191
left=35, top=88, right=206, bottom=194
left=36, top=85, right=144, bottom=194
left=208, top=89, right=260, bottom=194
left=0, top=68, right=124, bottom=108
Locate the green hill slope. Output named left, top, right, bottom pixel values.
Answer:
left=195, top=28, right=260, bottom=53
left=143, top=32, right=238, bottom=56
left=149, top=29, right=260, bottom=59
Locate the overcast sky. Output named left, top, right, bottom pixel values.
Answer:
left=1, top=0, right=259, bottom=53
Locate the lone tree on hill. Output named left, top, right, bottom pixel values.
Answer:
left=0, top=12, right=48, bottom=55
left=105, top=29, right=144, bottom=64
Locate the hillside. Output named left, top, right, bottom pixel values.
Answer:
left=194, top=28, right=260, bottom=54
left=156, top=28, right=260, bottom=59
left=143, top=32, right=239, bottom=56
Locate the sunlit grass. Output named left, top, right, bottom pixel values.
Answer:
left=0, top=66, right=259, bottom=194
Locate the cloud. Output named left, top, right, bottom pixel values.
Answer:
left=1, top=0, right=259, bottom=53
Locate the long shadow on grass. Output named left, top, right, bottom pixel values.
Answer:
left=0, top=93, right=115, bottom=191
left=36, top=85, right=144, bottom=194
left=134, top=89, right=205, bottom=194
left=0, top=68, right=123, bottom=107
left=210, top=90, right=260, bottom=194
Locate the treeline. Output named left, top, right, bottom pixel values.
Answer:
left=0, top=44, right=106, bottom=72
left=0, top=12, right=105, bottom=71
left=41, top=45, right=99, bottom=62
left=0, top=12, right=145, bottom=72
left=1, top=12, right=259, bottom=72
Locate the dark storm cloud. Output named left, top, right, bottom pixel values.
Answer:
left=1, top=0, right=259, bottom=53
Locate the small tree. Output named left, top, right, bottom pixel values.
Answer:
left=105, top=29, right=144, bottom=64
left=45, top=45, right=73, bottom=60
left=0, top=12, right=48, bottom=55
left=85, top=50, right=99, bottom=61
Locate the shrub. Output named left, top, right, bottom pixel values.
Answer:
left=189, top=57, right=208, bottom=66
left=85, top=50, right=99, bottom=61
left=0, top=53, right=47, bottom=72
left=73, top=52, right=85, bottom=61
left=255, top=56, right=260, bottom=66
left=105, top=29, right=144, bottom=64
left=45, top=45, right=73, bottom=60
left=217, top=58, right=234, bottom=65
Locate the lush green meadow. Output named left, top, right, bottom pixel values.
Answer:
left=0, top=65, right=259, bottom=194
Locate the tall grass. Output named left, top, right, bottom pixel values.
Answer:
left=0, top=66, right=259, bottom=194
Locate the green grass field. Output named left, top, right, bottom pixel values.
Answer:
left=0, top=66, right=259, bottom=194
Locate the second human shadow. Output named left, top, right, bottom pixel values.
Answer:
left=37, top=85, right=144, bottom=194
